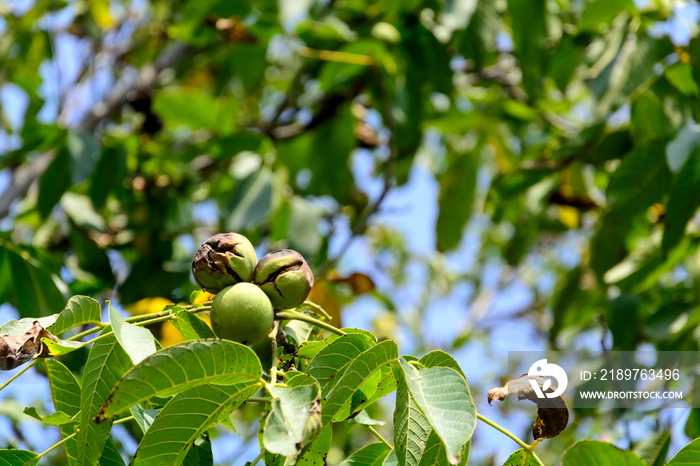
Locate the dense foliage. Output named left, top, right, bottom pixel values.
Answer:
left=2, top=0, right=700, bottom=464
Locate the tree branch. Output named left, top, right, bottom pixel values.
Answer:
left=0, top=42, right=189, bottom=220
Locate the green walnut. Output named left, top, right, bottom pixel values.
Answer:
left=210, top=283, right=274, bottom=345
left=253, top=249, right=314, bottom=309
left=192, top=233, right=257, bottom=294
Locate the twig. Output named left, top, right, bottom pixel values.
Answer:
left=275, top=310, right=346, bottom=336
left=25, top=431, right=76, bottom=466
left=366, top=425, right=392, bottom=449
left=0, top=42, right=190, bottom=220
left=301, top=301, right=331, bottom=321
left=315, top=62, right=398, bottom=277
left=0, top=361, right=36, bottom=393
left=477, top=413, right=545, bottom=466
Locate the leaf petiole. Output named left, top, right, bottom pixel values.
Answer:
left=275, top=310, right=346, bottom=336
left=476, top=413, right=545, bottom=466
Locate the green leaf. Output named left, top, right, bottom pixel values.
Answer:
left=66, top=130, right=100, bottom=184
left=38, top=146, right=71, bottom=217
left=666, top=63, right=700, bottom=96
left=130, top=404, right=158, bottom=434
left=419, top=430, right=469, bottom=466
left=632, top=430, right=670, bottom=466
left=353, top=364, right=397, bottom=414
left=0, top=315, right=58, bottom=335
left=61, top=193, right=107, bottom=232
left=666, top=124, right=700, bottom=173
left=384, top=450, right=398, bottom=466
left=264, top=374, right=322, bottom=457
left=392, top=351, right=471, bottom=466
left=353, top=410, right=385, bottom=426
left=108, top=302, right=156, bottom=365
left=507, top=0, right=547, bottom=100
left=88, top=146, right=126, bottom=209
left=48, top=295, right=103, bottom=336
left=340, top=443, right=392, bottom=465
left=45, top=359, right=81, bottom=464
left=419, top=351, right=466, bottom=378
left=663, top=150, right=700, bottom=251
left=606, top=143, right=671, bottom=218
left=436, top=153, right=478, bottom=252
left=666, top=438, right=700, bottom=465
left=296, top=423, right=333, bottom=465
left=393, top=362, right=432, bottom=466
left=133, top=382, right=259, bottom=465
left=225, top=166, right=275, bottom=233
left=0, top=450, right=37, bottom=465
left=5, top=248, right=64, bottom=318
left=169, top=306, right=215, bottom=340
left=606, top=294, right=638, bottom=350
left=630, top=92, right=674, bottom=144
left=99, top=438, right=125, bottom=466
left=76, top=328, right=132, bottom=466
left=296, top=329, right=376, bottom=359
left=182, top=434, right=213, bottom=466
left=152, top=88, right=219, bottom=131
left=397, top=359, right=475, bottom=465
left=686, top=408, right=700, bottom=438
left=287, top=197, right=323, bottom=260
left=562, top=440, right=646, bottom=466
left=23, top=406, right=75, bottom=425
left=307, top=332, right=376, bottom=397
left=323, top=340, right=399, bottom=425
left=502, top=448, right=539, bottom=466
left=97, top=340, right=262, bottom=420
left=307, top=106, right=357, bottom=202
left=578, top=0, right=634, bottom=31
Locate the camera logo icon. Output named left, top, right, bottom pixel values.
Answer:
left=528, top=359, right=568, bottom=399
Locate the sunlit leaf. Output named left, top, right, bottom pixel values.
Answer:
left=45, top=359, right=81, bottom=464
left=340, top=443, right=391, bottom=465
left=108, top=302, right=156, bottom=365
left=666, top=438, right=700, bottom=465
left=76, top=328, right=132, bottom=466
left=98, top=340, right=262, bottom=420
left=562, top=440, right=646, bottom=466
left=263, top=374, right=322, bottom=457
left=398, top=359, right=474, bottom=464
left=48, top=296, right=102, bottom=336
left=133, top=382, right=259, bottom=465
left=503, top=449, right=539, bottom=466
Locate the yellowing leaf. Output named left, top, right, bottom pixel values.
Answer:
left=126, top=297, right=172, bottom=316
left=559, top=206, right=579, bottom=229
left=90, top=0, right=114, bottom=29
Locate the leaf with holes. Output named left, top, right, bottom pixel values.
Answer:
left=264, top=374, right=322, bottom=457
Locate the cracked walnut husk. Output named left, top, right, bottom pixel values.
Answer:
left=253, top=249, right=314, bottom=309
left=192, top=233, right=258, bottom=293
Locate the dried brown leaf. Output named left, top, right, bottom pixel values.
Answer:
left=0, top=321, right=59, bottom=370
left=487, top=374, right=569, bottom=440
